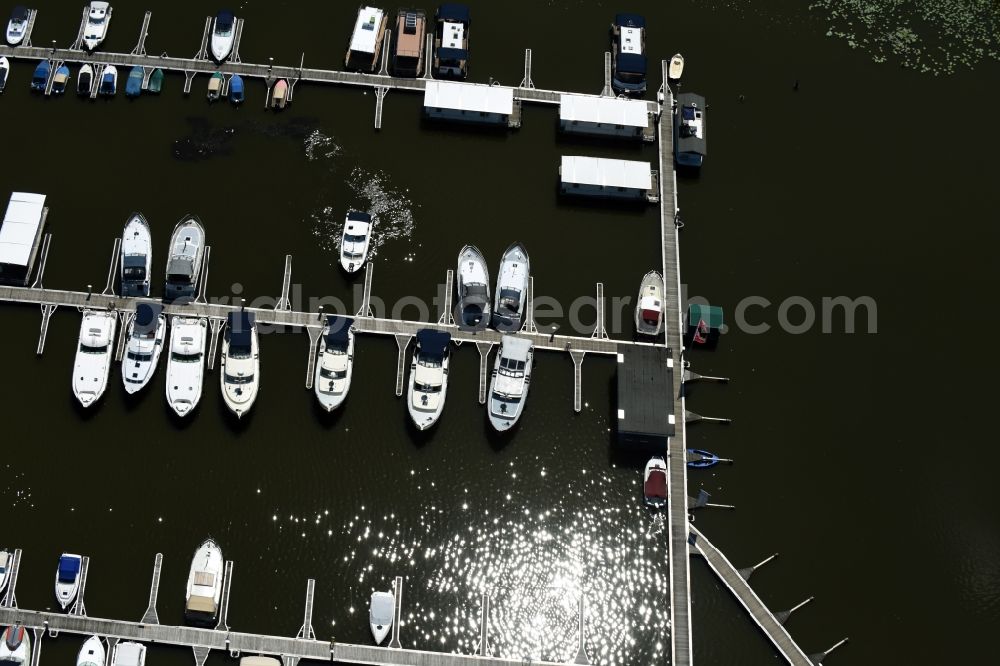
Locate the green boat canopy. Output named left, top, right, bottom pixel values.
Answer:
left=687, top=304, right=723, bottom=329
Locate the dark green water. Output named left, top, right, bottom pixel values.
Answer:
left=1, top=1, right=998, bottom=665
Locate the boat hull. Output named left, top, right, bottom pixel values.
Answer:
left=121, top=213, right=152, bottom=297
left=369, top=591, right=395, bottom=645
left=122, top=314, right=166, bottom=395
left=456, top=245, right=491, bottom=330
left=0, top=626, right=31, bottom=665
left=72, top=311, right=117, bottom=408
left=211, top=28, right=234, bottom=62
left=0, top=57, right=9, bottom=93
left=220, top=328, right=260, bottom=419
left=491, top=242, right=530, bottom=332
left=185, top=539, right=224, bottom=624
left=314, top=335, right=354, bottom=412
left=164, top=215, right=206, bottom=302
left=54, top=553, right=83, bottom=610
left=165, top=316, right=207, bottom=417
left=77, top=635, right=106, bottom=666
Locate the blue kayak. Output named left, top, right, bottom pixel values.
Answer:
left=30, top=60, right=49, bottom=91
left=229, top=74, right=244, bottom=104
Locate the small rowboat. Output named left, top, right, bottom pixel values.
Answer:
left=668, top=53, right=684, bottom=82
left=270, top=79, right=288, bottom=109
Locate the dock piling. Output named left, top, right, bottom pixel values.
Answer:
left=36, top=304, right=57, bottom=355
left=476, top=342, right=493, bottom=405
left=215, top=560, right=233, bottom=631
left=304, top=327, right=322, bottom=390
left=571, top=350, right=586, bottom=412
left=230, top=19, right=244, bottom=63
left=207, top=317, right=223, bottom=371
left=476, top=593, right=490, bottom=657
left=591, top=282, right=608, bottom=339
left=276, top=254, right=293, bottom=311
left=520, top=48, right=534, bottom=89
left=394, top=335, right=411, bottom=397
left=140, top=553, right=162, bottom=625
left=102, top=237, right=122, bottom=296
left=775, top=597, right=814, bottom=626
left=68, top=556, right=89, bottom=616
left=131, top=11, right=152, bottom=56
left=296, top=579, right=316, bottom=640
left=388, top=576, right=403, bottom=649
left=574, top=595, right=590, bottom=665
left=0, top=548, right=21, bottom=608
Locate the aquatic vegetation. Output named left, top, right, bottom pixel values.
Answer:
left=810, top=0, right=1000, bottom=74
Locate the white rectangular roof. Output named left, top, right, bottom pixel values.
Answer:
left=559, top=94, right=648, bottom=127
left=441, top=20, right=465, bottom=49
left=424, top=80, right=514, bottom=115
left=349, top=6, right=384, bottom=54
left=561, top=156, right=652, bottom=190
left=0, top=192, right=45, bottom=266
left=620, top=26, right=642, bottom=54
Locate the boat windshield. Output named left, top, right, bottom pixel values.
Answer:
left=171, top=351, right=201, bottom=362
left=80, top=343, right=109, bottom=353
left=225, top=373, right=254, bottom=384
left=320, top=368, right=347, bottom=380
left=498, top=356, right=526, bottom=377
left=418, top=355, right=442, bottom=368
left=126, top=351, right=153, bottom=361
left=344, top=233, right=367, bottom=243
left=415, top=381, right=442, bottom=393
left=123, top=266, right=146, bottom=281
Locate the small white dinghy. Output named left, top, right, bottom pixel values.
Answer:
left=0, top=625, right=30, bottom=666
left=340, top=211, right=373, bottom=273
left=369, top=590, right=395, bottom=645
left=77, top=636, right=106, bottom=666
left=55, top=553, right=83, bottom=609
left=668, top=53, right=684, bottom=82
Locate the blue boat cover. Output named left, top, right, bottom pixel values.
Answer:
left=324, top=315, right=353, bottom=346
left=227, top=311, right=254, bottom=352
left=32, top=60, right=49, bottom=78
left=616, top=53, right=647, bottom=75
left=126, top=67, right=143, bottom=95
left=135, top=303, right=161, bottom=330
left=437, top=3, right=470, bottom=22
left=416, top=329, right=450, bottom=357
left=57, top=555, right=80, bottom=583
left=216, top=10, right=234, bottom=30
left=347, top=211, right=371, bottom=222
left=230, top=75, right=244, bottom=93
left=614, top=13, right=645, bottom=28
left=11, top=6, right=28, bottom=21
left=437, top=47, right=468, bottom=61
left=56, top=65, right=69, bottom=77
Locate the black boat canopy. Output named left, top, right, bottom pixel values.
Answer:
left=614, top=12, right=645, bottom=28
left=437, top=47, right=468, bottom=62
left=324, top=315, right=353, bottom=345
left=416, top=329, right=450, bottom=357
left=227, top=311, right=255, bottom=351
left=437, top=3, right=470, bottom=23
left=135, top=303, right=161, bottom=332
left=347, top=210, right=371, bottom=222
left=11, top=6, right=28, bottom=21
left=216, top=10, right=234, bottom=30
left=617, top=53, right=647, bottom=75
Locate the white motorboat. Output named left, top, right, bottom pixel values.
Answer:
left=635, top=270, right=664, bottom=337
left=407, top=329, right=451, bottom=430
left=314, top=315, right=354, bottom=412
left=76, top=636, right=105, bottom=666
left=82, top=2, right=111, bottom=51
left=340, top=211, right=373, bottom=274
left=0, top=626, right=30, bottom=666
left=121, top=213, right=152, bottom=297
left=5, top=6, right=28, bottom=46
left=210, top=10, right=236, bottom=62
left=643, top=457, right=667, bottom=509
left=76, top=64, right=93, bottom=95
left=0, top=549, right=10, bottom=594
left=185, top=538, right=224, bottom=624
left=110, top=642, right=145, bottom=666
left=220, top=312, right=259, bottom=419
left=0, top=56, right=9, bottom=93
left=668, top=53, right=684, bottom=82
left=54, top=553, right=82, bottom=609
left=122, top=303, right=166, bottom=395
left=165, top=316, right=208, bottom=417
left=456, top=245, right=490, bottom=329
left=491, top=242, right=529, bottom=332
left=98, top=64, right=117, bottom=96
left=369, top=590, right=394, bottom=645
left=72, top=310, right=117, bottom=408
left=164, top=215, right=206, bottom=302
left=488, top=335, right=533, bottom=432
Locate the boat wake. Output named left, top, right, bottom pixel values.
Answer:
left=304, top=129, right=343, bottom=162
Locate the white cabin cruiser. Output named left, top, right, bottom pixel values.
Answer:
left=6, top=6, right=28, bottom=46
left=0, top=626, right=30, bottom=666
left=164, top=215, right=206, bottom=302
left=165, top=316, right=207, bottom=417
left=185, top=538, right=224, bottom=624
left=72, top=310, right=117, bottom=408
left=121, top=213, right=152, bottom=297
left=0, top=550, right=9, bottom=594
left=635, top=270, right=664, bottom=337
left=456, top=245, right=490, bottom=329
left=407, top=329, right=451, bottom=430
left=76, top=636, right=105, bottom=666
left=110, top=642, right=145, bottom=666
left=488, top=336, right=533, bottom=432
left=314, top=315, right=354, bottom=412
left=122, top=303, right=166, bottom=394
left=220, top=312, right=259, bottom=419
left=369, top=590, right=394, bottom=645
left=82, top=2, right=111, bottom=52
left=491, top=242, right=529, bottom=332
left=340, top=211, right=373, bottom=273
left=0, top=57, right=10, bottom=93
left=54, top=553, right=82, bottom=609
left=211, top=10, right=236, bottom=62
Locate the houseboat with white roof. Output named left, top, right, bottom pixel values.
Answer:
left=558, top=93, right=652, bottom=140
left=433, top=4, right=470, bottom=78
left=610, top=13, right=647, bottom=94
left=0, top=192, right=46, bottom=286
left=345, top=6, right=387, bottom=72
left=559, top=155, right=657, bottom=202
